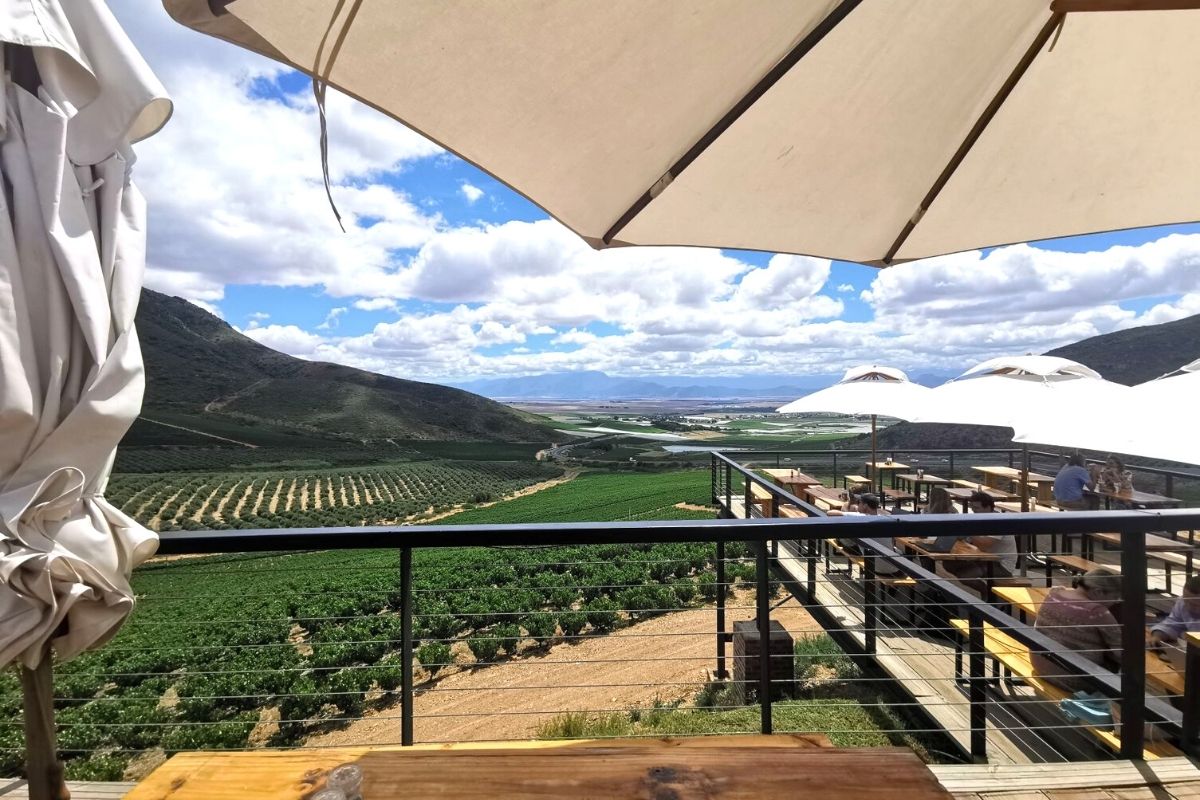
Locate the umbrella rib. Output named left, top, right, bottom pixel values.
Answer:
left=599, top=0, right=863, bottom=246
left=879, top=12, right=1063, bottom=266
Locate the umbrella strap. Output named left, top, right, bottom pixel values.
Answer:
left=310, top=0, right=365, bottom=234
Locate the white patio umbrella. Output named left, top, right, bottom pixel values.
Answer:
left=912, top=356, right=1132, bottom=508
left=1013, top=358, right=1200, bottom=465
left=164, top=1, right=1200, bottom=264
left=777, top=366, right=931, bottom=492
left=2, top=2, right=170, bottom=795
left=910, top=356, right=1130, bottom=429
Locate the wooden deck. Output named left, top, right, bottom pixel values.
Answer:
left=0, top=780, right=135, bottom=799
left=934, top=757, right=1200, bottom=799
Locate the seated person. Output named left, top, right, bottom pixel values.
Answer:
left=1150, top=575, right=1200, bottom=645
left=1053, top=452, right=1094, bottom=511
left=923, top=486, right=957, bottom=515
left=1098, top=455, right=1135, bottom=509
left=940, top=491, right=1017, bottom=592
left=832, top=494, right=900, bottom=575
left=1030, top=570, right=1122, bottom=694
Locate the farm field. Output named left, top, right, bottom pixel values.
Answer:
left=106, top=461, right=563, bottom=531
left=443, top=469, right=714, bottom=524
left=0, top=467, right=738, bottom=781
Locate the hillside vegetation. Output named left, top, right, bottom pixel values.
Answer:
left=127, top=290, right=555, bottom=459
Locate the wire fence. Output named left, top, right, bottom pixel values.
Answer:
left=5, top=450, right=1200, bottom=783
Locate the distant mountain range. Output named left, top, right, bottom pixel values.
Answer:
left=132, top=289, right=555, bottom=442
left=451, top=369, right=960, bottom=401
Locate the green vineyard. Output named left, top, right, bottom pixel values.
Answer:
left=106, top=461, right=563, bottom=531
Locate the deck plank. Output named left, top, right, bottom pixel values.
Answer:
left=0, top=780, right=136, bottom=799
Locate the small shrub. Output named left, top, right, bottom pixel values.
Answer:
left=557, top=611, right=587, bottom=638
left=521, top=614, right=557, bottom=646
left=417, top=642, right=453, bottom=677
left=583, top=598, right=620, bottom=632
left=467, top=635, right=500, bottom=664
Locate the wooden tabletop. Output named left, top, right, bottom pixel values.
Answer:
left=973, top=466, right=1055, bottom=483
left=995, top=501, right=1061, bottom=513
left=897, top=537, right=1000, bottom=561
left=763, top=468, right=823, bottom=487
left=1089, top=488, right=1183, bottom=508
left=123, top=737, right=951, bottom=800
left=991, top=587, right=1183, bottom=695
left=1090, top=531, right=1196, bottom=553
left=866, top=461, right=908, bottom=470
left=806, top=485, right=847, bottom=508
left=897, top=473, right=950, bottom=485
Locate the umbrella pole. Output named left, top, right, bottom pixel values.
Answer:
left=871, top=414, right=879, bottom=494
left=21, top=649, right=69, bottom=800
left=1020, top=443, right=1030, bottom=513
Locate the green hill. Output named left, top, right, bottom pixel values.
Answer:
left=1045, top=312, right=1200, bottom=385
left=124, top=290, right=555, bottom=456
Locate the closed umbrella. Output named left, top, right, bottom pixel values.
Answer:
left=165, top=1, right=1200, bottom=264
left=777, top=366, right=931, bottom=493
left=1013, top=359, right=1200, bottom=465
left=1, top=3, right=170, bottom=796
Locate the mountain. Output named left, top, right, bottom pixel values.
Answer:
left=132, top=290, right=555, bottom=442
left=1045, top=312, right=1200, bottom=385
left=451, top=371, right=840, bottom=400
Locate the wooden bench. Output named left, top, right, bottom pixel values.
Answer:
left=824, top=538, right=917, bottom=624
left=883, top=487, right=917, bottom=509
left=1044, top=555, right=1118, bottom=586
left=948, top=619, right=1181, bottom=760
left=842, top=474, right=871, bottom=489
left=748, top=482, right=775, bottom=516
left=950, top=480, right=1015, bottom=499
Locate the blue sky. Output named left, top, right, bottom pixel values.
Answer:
left=114, top=3, right=1200, bottom=383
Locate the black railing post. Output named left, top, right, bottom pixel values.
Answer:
left=1166, top=473, right=1175, bottom=500
left=716, top=540, right=727, bottom=679
left=1183, top=633, right=1200, bottom=757
left=832, top=452, right=839, bottom=488
left=401, top=546, right=414, bottom=746
left=949, top=452, right=956, bottom=481
left=1119, top=530, right=1147, bottom=759
left=863, top=549, right=877, bottom=655
left=744, top=478, right=753, bottom=519
left=806, top=536, right=817, bottom=601
left=756, top=540, right=773, bottom=734
left=968, top=607, right=987, bottom=762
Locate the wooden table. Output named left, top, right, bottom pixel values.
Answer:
left=123, top=737, right=953, bottom=799
left=895, top=473, right=950, bottom=505
left=763, top=468, right=823, bottom=495
left=806, top=485, right=847, bottom=510
left=973, top=466, right=1057, bottom=503
left=865, top=460, right=908, bottom=492
left=944, top=486, right=1011, bottom=512
left=1089, top=488, right=1183, bottom=509
left=991, top=586, right=1184, bottom=696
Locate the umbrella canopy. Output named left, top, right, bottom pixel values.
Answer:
left=1013, top=360, right=1200, bottom=465
left=910, top=357, right=1129, bottom=430
left=164, top=1, right=1200, bottom=264
left=1, top=1, right=170, bottom=670
left=777, top=365, right=930, bottom=419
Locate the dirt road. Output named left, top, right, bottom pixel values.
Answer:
left=307, top=589, right=820, bottom=746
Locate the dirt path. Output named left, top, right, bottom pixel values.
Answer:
left=401, top=469, right=582, bottom=525
left=306, top=588, right=820, bottom=746
left=674, top=502, right=712, bottom=512
left=140, top=417, right=258, bottom=449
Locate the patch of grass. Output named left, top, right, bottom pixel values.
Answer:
left=537, top=711, right=633, bottom=739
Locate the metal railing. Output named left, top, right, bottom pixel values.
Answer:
left=7, top=466, right=1200, bottom=787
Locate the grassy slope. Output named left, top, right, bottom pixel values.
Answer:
left=443, top=470, right=715, bottom=524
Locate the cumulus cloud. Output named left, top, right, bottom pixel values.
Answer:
left=317, top=307, right=349, bottom=330
left=837, top=283, right=855, bottom=293
left=460, top=182, right=485, bottom=204
left=353, top=298, right=399, bottom=312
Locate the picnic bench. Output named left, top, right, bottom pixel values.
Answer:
left=947, top=618, right=1182, bottom=760
left=748, top=481, right=775, bottom=516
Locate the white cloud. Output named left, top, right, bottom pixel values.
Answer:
left=317, top=307, right=349, bottom=330
left=460, top=183, right=485, bottom=204
left=242, top=325, right=329, bottom=359
left=837, top=283, right=855, bottom=293
left=353, top=298, right=399, bottom=312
